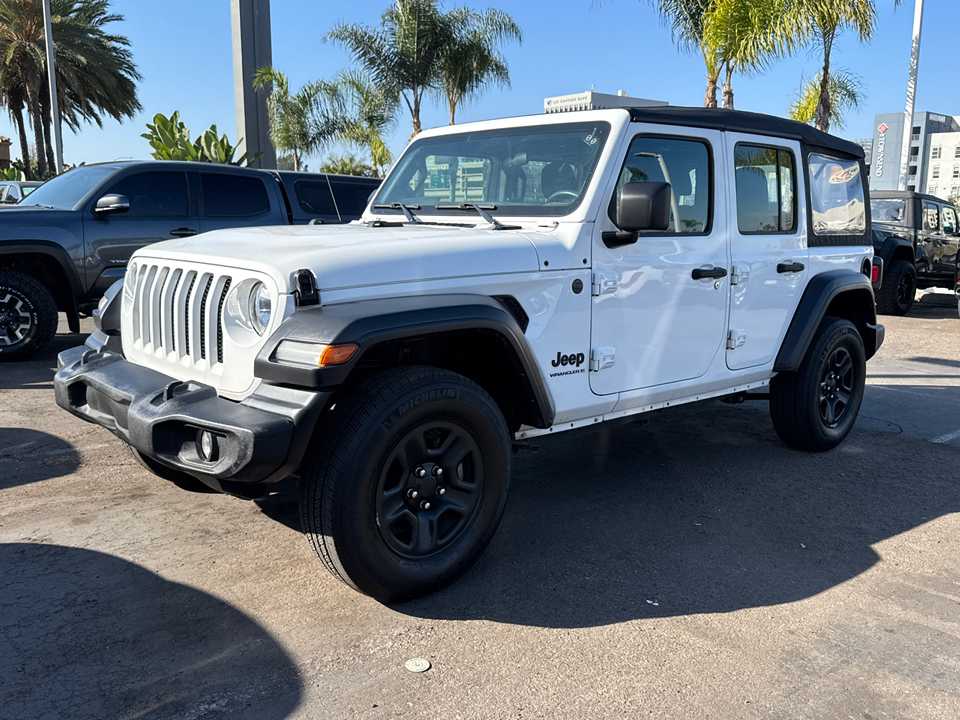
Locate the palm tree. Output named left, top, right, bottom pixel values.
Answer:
left=791, top=0, right=900, bottom=133
left=437, top=7, right=521, bottom=124
left=254, top=67, right=344, bottom=172
left=648, top=0, right=800, bottom=109
left=789, top=69, right=864, bottom=130
left=326, top=0, right=449, bottom=138
left=328, top=69, right=398, bottom=177
left=0, top=0, right=140, bottom=176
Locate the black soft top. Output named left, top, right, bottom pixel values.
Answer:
left=626, top=106, right=864, bottom=159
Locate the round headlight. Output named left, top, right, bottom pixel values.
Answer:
left=248, top=281, right=272, bottom=335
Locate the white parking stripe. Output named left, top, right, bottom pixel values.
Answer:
left=932, top=428, right=960, bottom=445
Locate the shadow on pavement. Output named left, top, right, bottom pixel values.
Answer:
left=0, top=543, right=302, bottom=720
left=393, top=400, right=960, bottom=628
left=0, top=428, right=80, bottom=487
left=0, top=329, right=86, bottom=390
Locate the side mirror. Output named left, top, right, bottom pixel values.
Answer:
left=618, top=182, right=671, bottom=232
left=94, top=194, right=130, bottom=215
left=604, top=182, right=672, bottom=248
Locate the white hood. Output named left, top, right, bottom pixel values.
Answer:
left=135, top=222, right=545, bottom=292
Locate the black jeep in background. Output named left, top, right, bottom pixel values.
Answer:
left=870, top=190, right=960, bottom=315
left=0, top=161, right=379, bottom=360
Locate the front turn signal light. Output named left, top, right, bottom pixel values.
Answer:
left=274, top=340, right=359, bottom=367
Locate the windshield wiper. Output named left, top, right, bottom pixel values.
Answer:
left=435, top=203, right=507, bottom=230
left=373, top=203, right=421, bottom=223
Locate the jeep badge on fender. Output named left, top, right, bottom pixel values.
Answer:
left=55, top=105, right=883, bottom=602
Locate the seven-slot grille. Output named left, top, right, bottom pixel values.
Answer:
left=130, top=263, right=233, bottom=365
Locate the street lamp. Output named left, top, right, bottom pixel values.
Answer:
left=897, top=0, right=924, bottom=192
left=42, top=0, right=63, bottom=174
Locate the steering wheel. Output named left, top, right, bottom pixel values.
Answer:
left=545, top=190, right=579, bottom=204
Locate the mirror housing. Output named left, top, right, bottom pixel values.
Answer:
left=94, top=194, right=130, bottom=215
left=603, top=182, right=672, bottom=248
left=617, top=182, right=671, bottom=232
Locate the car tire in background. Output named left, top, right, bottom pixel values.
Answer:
left=0, top=270, right=58, bottom=361
left=875, top=259, right=916, bottom=316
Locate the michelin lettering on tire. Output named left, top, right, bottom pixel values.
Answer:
left=383, top=387, right=460, bottom=429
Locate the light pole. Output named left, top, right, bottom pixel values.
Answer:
left=231, top=0, right=276, bottom=169
left=42, top=0, right=63, bottom=174
left=897, top=0, right=924, bottom=192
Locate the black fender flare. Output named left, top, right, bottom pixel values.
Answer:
left=774, top=270, right=883, bottom=372
left=254, top=294, right=556, bottom=428
left=0, top=240, right=84, bottom=297
left=876, top=235, right=916, bottom=267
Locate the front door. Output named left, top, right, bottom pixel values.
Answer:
left=590, top=128, right=728, bottom=396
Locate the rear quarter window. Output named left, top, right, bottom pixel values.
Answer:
left=808, top=154, right=865, bottom=236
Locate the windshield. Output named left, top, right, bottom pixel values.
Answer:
left=22, top=165, right=120, bottom=210
left=870, top=198, right=906, bottom=224
left=372, top=121, right=611, bottom=217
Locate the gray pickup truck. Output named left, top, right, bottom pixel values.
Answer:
left=0, top=161, right=380, bottom=360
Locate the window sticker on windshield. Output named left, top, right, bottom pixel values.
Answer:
left=584, top=129, right=599, bottom=146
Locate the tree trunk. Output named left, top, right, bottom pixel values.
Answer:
left=815, top=48, right=833, bottom=133
left=25, top=84, right=47, bottom=177
left=449, top=98, right=457, bottom=125
left=704, top=74, right=718, bottom=108
left=722, top=64, right=735, bottom=110
left=40, top=89, right=56, bottom=173
left=13, top=106, right=31, bottom=175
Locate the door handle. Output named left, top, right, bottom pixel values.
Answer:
left=692, top=266, right=728, bottom=280
left=777, top=262, right=805, bottom=273
left=170, top=227, right=197, bottom=238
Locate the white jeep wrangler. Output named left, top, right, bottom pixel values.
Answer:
left=55, top=107, right=884, bottom=601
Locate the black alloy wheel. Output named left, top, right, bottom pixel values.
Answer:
left=770, top=316, right=866, bottom=452
left=300, top=366, right=511, bottom=602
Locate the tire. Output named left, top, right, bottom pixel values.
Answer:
left=770, top=316, right=866, bottom=452
left=300, top=366, right=511, bottom=602
left=875, top=259, right=916, bottom=316
left=0, top=270, right=58, bottom=361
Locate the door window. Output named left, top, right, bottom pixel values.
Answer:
left=293, top=180, right=336, bottom=215
left=807, top=154, right=865, bottom=236
left=942, top=206, right=957, bottom=235
left=922, top=202, right=941, bottom=232
left=734, top=144, right=796, bottom=233
left=201, top=173, right=270, bottom=217
left=610, top=135, right=711, bottom=234
left=106, top=172, right=188, bottom=217
left=331, top=183, right=375, bottom=216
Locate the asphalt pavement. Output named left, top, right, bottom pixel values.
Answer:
left=1, top=303, right=959, bottom=720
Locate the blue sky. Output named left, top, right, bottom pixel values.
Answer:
left=0, top=0, right=953, bottom=166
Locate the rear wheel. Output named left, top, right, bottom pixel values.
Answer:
left=0, top=270, right=58, bottom=361
left=875, top=259, right=916, bottom=316
left=300, top=366, right=511, bottom=602
left=770, top=317, right=866, bottom=451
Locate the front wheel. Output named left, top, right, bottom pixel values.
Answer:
left=300, top=366, right=511, bottom=602
left=770, top=317, right=866, bottom=451
left=0, top=270, right=58, bottom=361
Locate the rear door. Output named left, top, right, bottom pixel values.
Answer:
left=197, top=171, right=279, bottom=232
left=725, top=135, right=807, bottom=370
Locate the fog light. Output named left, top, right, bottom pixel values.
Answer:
left=197, top=430, right=218, bottom=462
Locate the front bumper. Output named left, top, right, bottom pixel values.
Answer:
left=54, top=346, right=330, bottom=496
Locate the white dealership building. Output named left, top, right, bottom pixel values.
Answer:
left=868, top=111, right=960, bottom=199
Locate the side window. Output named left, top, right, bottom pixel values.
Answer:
left=942, top=206, right=957, bottom=235
left=294, top=180, right=337, bottom=215
left=201, top=173, right=270, bottom=218
left=922, top=202, right=940, bottom=232
left=610, top=135, right=711, bottom=234
left=106, top=172, right=188, bottom=217
left=807, top=154, right=866, bottom=236
left=734, top=144, right=796, bottom=233
left=331, top=183, right=372, bottom=216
